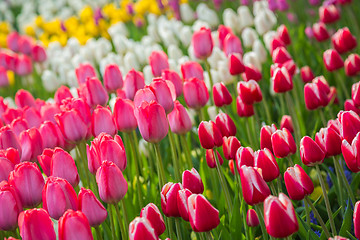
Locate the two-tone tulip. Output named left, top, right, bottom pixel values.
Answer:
left=284, top=164, right=314, bottom=200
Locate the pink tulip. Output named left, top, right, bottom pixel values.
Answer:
left=260, top=124, right=277, bottom=153
left=215, top=113, right=236, bottom=137
left=300, top=66, right=315, bottom=83
left=78, top=77, right=109, bottom=108
left=39, top=121, right=65, bottom=149
left=181, top=61, right=204, bottom=81
left=338, top=110, right=360, bottom=143
left=19, top=127, right=43, bottom=162
left=162, top=69, right=183, bottom=97
left=124, top=69, right=145, bottom=100
left=315, top=127, right=342, bottom=158
left=198, top=121, right=223, bottom=149
left=0, top=126, right=22, bottom=155
left=54, top=86, right=73, bottom=105
left=177, top=188, right=192, bottom=221
left=192, top=27, right=214, bottom=59
left=206, top=149, right=224, bottom=168
left=91, top=105, right=116, bottom=137
left=168, top=100, right=192, bottom=135
left=58, top=210, right=94, bottom=240
left=75, top=63, right=96, bottom=85
left=140, top=203, right=166, bottom=236
left=223, top=34, right=243, bottom=57
left=51, top=148, right=79, bottom=187
left=323, top=49, right=344, bottom=72
left=313, top=22, right=330, bottom=42
left=103, top=64, right=123, bottom=93
left=149, top=78, right=176, bottom=114
left=182, top=168, right=204, bottom=194
left=236, top=96, right=254, bottom=117
left=129, top=217, right=157, bottom=240
left=37, top=148, right=53, bottom=177
left=183, top=77, right=209, bottom=109
left=113, top=98, right=137, bottom=132
left=331, top=27, right=357, bottom=54
left=149, top=51, right=169, bottom=77
left=319, top=4, right=340, bottom=24
left=218, top=25, right=233, bottom=50
left=341, top=132, right=360, bottom=172
left=78, top=188, right=107, bottom=227
left=161, top=182, right=182, bottom=217
left=15, top=89, right=36, bottom=108
left=0, top=181, right=23, bottom=231
left=345, top=54, right=360, bottom=76
left=246, top=209, right=259, bottom=227
left=223, top=136, right=241, bottom=160
left=15, top=54, right=32, bottom=76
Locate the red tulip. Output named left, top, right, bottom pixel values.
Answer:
left=223, top=136, right=241, bottom=160
left=113, top=98, right=137, bottom=132
left=304, top=82, right=329, bottom=110
left=271, top=128, right=296, bottom=158
left=75, top=63, right=96, bottom=85
left=319, top=4, right=340, bottom=24
left=188, top=194, right=220, bottom=232
left=236, top=96, right=254, bottom=117
left=0, top=181, right=22, bottom=231
left=228, top=53, right=245, bottom=76
left=198, top=121, right=223, bottom=149
left=264, top=193, right=299, bottom=238
left=123, top=69, right=145, bottom=100
left=3, top=108, right=23, bottom=125
left=345, top=54, right=360, bottom=76
left=162, top=69, right=183, bottom=97
left=10, top=117, right=28, bottom=137
left=51, top=148, right=79, bottom=187
left=103, top=64, right=123, bottom=93
left=15, top=89, right=36, bottom=109
left=181, top=61, right=204, bottom=81
left=240, top=165, right=271, bottom=205
left=213, top=82, right=232, bottom=107
left=18, top=127, right=42, bottom=162
left=215, top=113, right=236, bottom=137
left=42, top=177, right=78, bottom=220
left=177, top=188, right=192, bottom=221
left=135, top=100, right=169, bottom=143
left=223, top=33, right=243, bottom=57
left=78, top=188, right=107, bottom=227
left=342, top=132, right=360, bottom=172
left=246, top=209, right=259, bottom=227
left=315, top=127, right=342, bottom=157
left=237, top=80, right=262, bottom=105
left=168, top=100, right=192, bottom=135
left=277, top=24, right=291, bottom=45
left=272, top=67, right=293, bottom=93
left=8, top=162, right=44, bottom=208
left=182, top=168, right=204, bottom=194
left=192, top=27, right=214, bottom=59
left=37, top=148, right=53, bottom=177
left=300, top=136, right=325, bottom=166
left=129, top=217, right=157, bottom=240
left=55, top=109, right=88, bottom=143
left=235, top=146, right=254, bottom=174
left=241, top=64, right=262, bottom=82
left=96, top=160, right=128, bottom=204
left=338, top=110, right=360, bottom=143
left=270, top=37, right=286, bottom=54
left=54, top=86, right=73, bottom=105
left=260, top=124, right=277, bottom=153
left=327, top=118, right=341, bottom=134
left=149, top=51, right=169, bottom=77
left=140, top=203, right=166, bottom=236
left=206, top=149, right=224, bottom=168
left=18, top=208, right=56, bottom=240
left=331, top=27, right=357, bottom=54
left=352, top=82, right=360, bottom=107
left=218, top=25, right=233, bottom=50
left=313, top=22, right=330, bottom=42
left=300, top=66, right=315, bottom=83
left=284, top=163, right=314, bottom=201
left=254, top=148, right=279, bottom=182
left=161, top=182, right=182, bottom=217
left=272, top=47, right=292, bottom=65
left=183, top=77, right=209, bottom=109
left=149, top=78, right=176, bottom=114
left=58, top=210, right=93, bottom=240
left=280, top=115, right=294, bottom=133
left=354, top=200, right=360, bottom=239
left=323, top=49, right=343, bottom=72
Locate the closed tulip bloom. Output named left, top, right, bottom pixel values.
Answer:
left=238, top=80, right=263, bottom=105
left=149, top=78, right=176, bottom=114
left=140, top=203, right=166, bottom=236
left=223, top=136, right=241, bottom=160
left=254, top=148, right=279, bottom=182
left=10, top=117, right=28, bottom=137
left=277, top=24, right=291, bottom=45
left=323, top=49, right=343, bottom=72
left=331, top=27, right=357, bottom=54
left=270, top=37, right=285, bottom=54
left=55, top=109, right=88, bottom=143
left=312, top=22, right=330, bottom=42
left=342, top=132, right=360, bottom=172
left=96, top=161, right=128, bottom=204
left=213, top=82, right=232, bottom=107
left=304, top=82, right=329, bottom=110
left=354, top=201, right=360, bottom=239
left=300, top=66, right=315, bottom=83
left=345, top=54, right=360, bottom=76
left=18, top=208, right=56, bottom=240
left=181, top=61, right=204, bottom=81
left=31, top=44, right=47, bottom=62
left=37, top=148, right=53, bottom=177
left=182, top=168, right=204, bottom=194
left=51, top=148, right=79, bottom=187
left=271, top=128, right=296, bottom=158
left=246, top=209, right=259, bottom=227
left=236, top=147, right=255, bottom=174
left=229, top=53, right=245, bottom=76
left=22, top=107, right=41, bottom=128
left=192, top=27, right=213, bottom=59
left=315, top=127, right=342, bottom=157
left=338, top=110, right=360, bottom=143
left=75, top=63, right=96, bottom=85
left=15, top=89, right=36, bottom=109
left=162, top=69, right=183, bottom=97
left=0, top=181, right=23, bottom=231
left=168, top=100, right=192, bottom=135
left=103, top=64, right=123, bottom=93
left=129, top=217, right=157, bottom=240
left=39, top=121, right=65, bottom=149
left=242, top=64, right=262, bottom=82
left=198, top=121, right=223, bottom=149
left=264, top=193, right=299, bottom=238
left=161, top=182, right=182, bottom=217
left=183, top=78, right=209, bottom=109
left=54, top=86, right=73, bottom=105
left=177, top=188, right=192, bottom=221
left=218, top=25, right=233, bottom=50
left=18, top=36, right=33, bottom=55
left=58, top=210, right=93, bottom=240
left=135, top=100, right=169, bottom=143
left=3, top=108, right=23, bottom=125
left=0, top=67, right=9, bottom=87
left=78, top=77, right=109, bottom=108
left=0, top=127, right=22, bottom=156
left=123, top=69, right=145, bottom=100
left=236, top=96, right=254, bottom=117
left=272, top=47, right=292, bottom=65
left=260, top=124, right=277, bottom=153
left=0, top=156, right=15, bottom=182
left=319, top=4, right=340, bottom=24
left=352, top=82, right=360, bottom=107
left=206, top=149, right=224, bottom=168
left=8, top=162, right=44, bottom=208
left=42, top=177, right=78, bottom=220
left=149, top=51, right=169, bottom=77
left=91, top=106, right=116, bottom=137
left=134, top=87, right=157, bottom=109
left=216, top=113, right=236, bottom=138
left=113, top=98, right=137, bottom=132
left=6, top=32, right=20, bottom=52
left=188, top=194, right=219, bottom=232
left=272, top=67, right=293, bottom=93
left=300, top=136, right=325, bottom=166
left=240, top=166, right=271, bottom=205
left=284, top=164, right=314, bottom=200
left=78, top=188, right=107, bottom=227
left=15, top=54, right=32, bottom=76
left=344, top=100, right=360, bottom=115
left=280, top=115, right=294, bottom=133
left=224, top=33, right=243, bottom=57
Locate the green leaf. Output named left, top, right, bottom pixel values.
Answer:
left=296, top=212, right=320, bottom=240
left=339, top=202, right=354, bottom=237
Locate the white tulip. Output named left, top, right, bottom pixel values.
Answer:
left=237, top=6, right=254, bottom=29
left=180, top=3, right=195, bottom=24
left=67, top=70, right=78, bottom=88
left=160, top=30, right=178, bottom=47
left=218, top=60, right=235, bottom=85
left=107, top=22, right=128, bottom=39
left=253, top=1, right=269, bottom=16
left=211, top=31, right=220, bottom=49
left=147, top=13, right=158, bottom=25
left=192, top=20, right=210, bottom=32
left=168, top=44, right=183, bottom=61
left=112, top=35, right=129, bottom=55
left=196, top=3, right=219, bottom=27
left=253, top=39, right=268, bottom=63
left=143, top=65, right=153, bottom=85
left=207, top=106, right=218, bottom=121
left=168, top=59, right=179, bottom=73
left=207, top=47, right=227, bottom=70
left=147, top=24, right=162, bottom=43
left=138, top=139, right=150, bottom=157
left=42, top=70, right=59, bottom=92
left=243, top=51, right=262, bottom=71
left=223, top=8, right=241, bottom=33
left=179, top=26, right=193, bottom=47
left=124, top=52, right=140, bottom=72
left=255, top=9, right=277, bottom=35
left=241, top=27, right=258, bottom=48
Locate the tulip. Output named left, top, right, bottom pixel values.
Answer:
left=272, top=66, right=293, bottom=93
left=75, top=63, right=97, bottom=85
left=0, top=127, right=21, bottom=156
left=123, top=69, right=145, bottom=100
left=300, top=136, right=325, bottom=166
left=269, top=37, right=285, bottom=55
left=277, top=24, right=291, bottom=45
left=312, top=22, right=330, bottom=42
left=51, top=148, right=79, bottom=187
left=113, top=98, right=137, bottom=132
left=18, top=127, right=43, bottom=162
left=161, top=182, right=182, bottom=217
left=39, top=121, right=65, bottom=149
left=300, top=66, right=315, bottom=83
left=78, top=77, right=109, bottom=108
left=91, top=106, right=116, bottom=137
left=228, top=53, right=245, bottom=76
left=192, top=27, right=214, bottom=59
left=168, top=100, right=192, bottom=135
left=15, top=54, right=32, bottom=76
left=319, top=4, right=340, bottom=24
left=235, top=146, right=254, bottom=174
left=15, top=89, right=36, bottom=109
left=182, top=168, right=204, bottom=194
left=206, top=149, right=224, bottom=168
left=198, top=121, right=223, bottom=149
left=183, top=78, right=209, bottom=109
left=344, top=100, right=360, bottom=115
left=0, top=181, right=22, bottom=231
left=213, top=82, right=232, bottom=107
left=218, top=25, right=233, bottom=50
left=284, top=164, right=314, bottom=200
left=54, top=86, right=73, bottom=105
left=149, top=51, right=170, bottom=77
left=272, top=47, right=292, bottom=65
left=42, top=177, right=78, bottom=220
left=315, top=127, right=342, bottom=158
left=223, top=33, right=243, bottom=57
left=177, top=188, right=192, bottom=221
left=78, top=188, right=107, bottom=227
left=31, top=44, right=47, bottom=62
left=3, top=108, right=23, bottom=126
left=240, top=165, right=271, bottom=205
left=8, top=162, right=44, bottom=208
left=223, top=136, right=241, bottom=160
left=162, top=69, right=183, bottom=97
left=246, top=209, right=259, bottom=227
left=354, top=201, right=360, bottom=239
left=134, top=87, right=157, bottom=108
left=10, top=117, right=28, bottom=137
left=342, top=132, right=360, bottom=172
left=280, top=115, right=294, bottom=133
left=149, top=78, right=176, bottom=114
left=6, top=32, right=20, bottom=52
left=37, top=148, right=53, bottom=177
left=59, top=210, right=94, bottom=240
left=323, top=49, right=344, bottom=72
left=0, top=67, right=9, bottom=87
left=55, top=109, right=88, bottom=143
left=181, top=61, right=204, bottom=81
left=0, top=155, right=16, bottom=182
left=304, top=82, right=329, bottom=110
left=96, top=160, right=128, bottom=204
left=338, top=110, right=360, bottom=143
left=271, top=128, right=296, bottom=158
left=345, top=54, right=360, bottom=76
left=18, top=36, right=33, bottom=55
left=264, top=193, right=299, bottom=238
left=254, top=148, right=279, bottom=182
left=352, top=82, right=360, bottom=107
left=241, top=64, right=262, bottom=82
left=260, top=124, right=277, bottom=153
left=18, top=208, right=56, bottom=240
left=140, top=203, right=166, bottom=236
left=103, top=64, right=123, bottom=93
left=216, top=113, right=236, bottom=137
left=327, top=118, right=341, bottom=134
left=135, top=100, right=169, bottom=143
left=331, top=27, right=357, bottom=54
left=237, top=80, right=263, bottom=105
left=129, top=217, right=157, bottom=240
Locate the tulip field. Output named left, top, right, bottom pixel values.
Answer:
left=2, top=0, right=360, bottom=239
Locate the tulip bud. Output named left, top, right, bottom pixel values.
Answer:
left=78, top=188, right=107, bottom=227
left=78, top=77, right=109, bottom=108
left=213, top=82, right=232, bottom=107
left=177, top=188, right=192, bottom=221
left=300, top=66, right=315, bottom=83
left=323, top=49, right=344, bottom=72
left=183, top=77, right=209, bottom=109
left=59, top=210, right=93, bottom=240
left=223, top=136, right=241, bottom=160
left=342, top=132, right=360, bottom=172
left=254, top=148, right=279, bottom=182
left=55, top=111, right=87, bottom=144
left=228, top=53, right=245, bottom=76
left=240, top=165, right=271, bottom=205
left=237, top=80, right=263, bottom=105
left=277, top=24, right=291, bottom=45
left=54, top=86, right=73, bottom=105
left=312, top=22, right=330, bottom=42
left=280, top=115, right=294, bottom=133
left=315, top=127, right=342, bottom=158
left=75, top=63, right=96, bottom=85
left=331, top=27, right=357, bottom=54
left=8, top=162, right=44, bottom=208
left=15, top=54, right=32, bottom=76
left=271, top=128, right=296, bottom=158
left=192, top=27, right=214, bottom=59
left=140, top=203, right=166, bottom=236
left=284, top=164, right=314, bottom=200
left=218, top=25, right=233, bottom=50
left=162, top=69, right=183, bottom=97
left=300, top=136, right=325, bottom=166
left=260, top=124, right=277, bottom=153
left=215, top=113, right=236, bottom=137
left=91, top=105, right=116, bottom=137
left=51, top=148, right=79, bottom=187
left=129, top=217, right=157, bottom=240
left=181, top=61, right=204, bottom=81
left=0, top=67, right=9, bottom=87
left=168, top=100, right=192, bottom=135
left=236, top=96, right=254, bottom=117
left=345, top=54, right=360, bottom=77
left=206, top=149, right=224, bottom=168
left=246, top=209, right=259, bottom=227
left=304, top=82, right=329, bottom=111
left=124, top=69, right=146, bottom=100
left=149, top=78, right=176, bottom=114
left=103, top=64, right=123, bottom=93
left=264, top=193, right=299, bottom=238
left=338, top=110, right=360, bottom=143
left=161, top=182, right=182, bottom=217
left=223, top=33, right=243, bottom=57
left=113, top=98, right=137, bottom=133
left=31, top=44, right=47, bottom=62
left=6, top=32, right=20, bottom=52
left=344, top=100, right=360, bottom=115
left=15, top=89, right=36, bottom=109
left=319, top=4, right=340, bottom=24
left=0, top=181, right=22, bottom=231
left=37, top=148, right=53, bottom=177
left=96, top=160, right=128, bottom=204
left=272, top=67, right=293, bottom=93
left=182, top=168, right=204, bottom=194
left=272, top=47, right=292, bottom=65
left=241, top=64, right=262, bottom=82
left=149, top=51, right=170, bottom=77
left=198, top=121, right=223, bottom=149
left=18, top=208, right=56, bottom=240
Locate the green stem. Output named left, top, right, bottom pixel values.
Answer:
left=269, top=182, right=277, bottom=196
left=114, top=204, right=127, bottom=240
left=261, top=96, right=272, bottom=124
left=285, top=92, right=301, bottom=147
left=154, top=143, right=166, bottom=188
left=304, top=196, right=331, bottom=239
left=333, top=157, right=345, bottom=215
left=76, top=141, right=92, bottom=189
left=205, top=231, right=214, bottom=240
left=304, top=199, right=310, bottom=226
left=287, top=156, right=294, bottom=167
left=236, top=173, right=249, bottom=240
left=246, top=117, right=255, bottom=147
left=197, top=109, right=204, bottom=123
left=319, top=109, right=327, bottom=126
left=95, top=226, right=103, bottom=240
left=168, top=129, right=181, bottom=181
left=132, top=131, right=144, bottom=171
left=334, top=71, right=350, bottom=101
left=175, top=218, right=183, bottom=240
left=180, top=134, right=193, bottom=168
left=315, top=165, right=337, bottom=236
left=108, top=205, right=116, bottom=239
left=121, top=199, right=129, bottom=236
left=255, top=204, right=268, bottom=240
left=198, top=232, right=206, bottom=240
left=277, top=176, right=282, bottom=194
left=336, top=157, right=356, bottom=204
